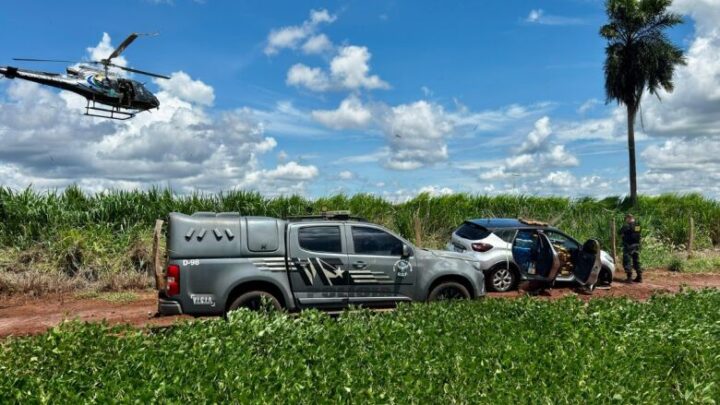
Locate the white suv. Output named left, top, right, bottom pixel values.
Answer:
left=446, top=218, right=615, bottom=292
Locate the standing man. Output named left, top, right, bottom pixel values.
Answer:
left=620, top=214, right=642, bottom=283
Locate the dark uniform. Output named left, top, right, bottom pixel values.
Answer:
left=620, top=221, right=642, bottom=281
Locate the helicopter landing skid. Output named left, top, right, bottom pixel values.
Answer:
left=84, top=100, right=137, bottom=121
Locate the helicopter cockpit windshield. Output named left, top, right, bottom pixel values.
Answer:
left=133, top=82, right=149, bottom=98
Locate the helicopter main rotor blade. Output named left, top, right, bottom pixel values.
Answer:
left=110, top=63, right=170, bottom=79
left=13, top=58, right=76, bottom=63
left=105, top=32, right=158, bottom=62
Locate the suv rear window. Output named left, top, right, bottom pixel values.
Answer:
left=455, top=222, right=491, bottom=241
left=298, top=226, right=342, bottom=253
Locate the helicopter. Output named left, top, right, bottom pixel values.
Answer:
left=0, top=33, right=169, bottom=120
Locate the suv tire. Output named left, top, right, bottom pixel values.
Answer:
left=227, top=290, right=282, bottom=313
left=598, top=266, right=613, bottom=286
left=487, top=265, right=517, bottom=292
left=428, top=281, right=471, bottom=301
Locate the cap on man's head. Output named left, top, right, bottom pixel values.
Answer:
left=625, top=213, right=634, bottom=219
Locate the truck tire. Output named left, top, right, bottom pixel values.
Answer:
left=427, top=281, right=471, bottom=301
left=227, top=291, right=282, bottom=313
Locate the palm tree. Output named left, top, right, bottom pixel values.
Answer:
left=600, top=0, right=685, bottom=206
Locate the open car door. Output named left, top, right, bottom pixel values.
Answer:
left=512, top=230, right=561, bottom=288
left=572, top=239, right=602, bottom=287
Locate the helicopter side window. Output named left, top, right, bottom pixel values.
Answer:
left=117, top=79, right=135, bottom=105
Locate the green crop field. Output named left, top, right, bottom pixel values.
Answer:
left=2, top=186, right=720, bottom=295
left=1, top=290, right=719, bottom=403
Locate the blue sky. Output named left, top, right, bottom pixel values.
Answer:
left=1, top=0, right=718, bottom=199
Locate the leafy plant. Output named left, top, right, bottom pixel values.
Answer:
left=668, top=256, right=686, bottom=272
left=1, top=290, right=719, bottom=403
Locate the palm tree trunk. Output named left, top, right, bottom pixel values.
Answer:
left=626, top=103, right=638, bottom=206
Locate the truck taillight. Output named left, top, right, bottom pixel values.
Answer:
left=166, top=264, right=180, bottom=296
left=471, top=242, right=493, bottom=252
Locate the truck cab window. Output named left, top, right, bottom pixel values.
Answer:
left=298, top=226, right=342, bottom=253
left=352, top=226, right=404, bottom=256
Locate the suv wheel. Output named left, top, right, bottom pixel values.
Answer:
left=428, top=281, right=471, bottom=301
left=227, top=291, right=282, bottom=313
left=598, top=267, right=613, bottom=286
left=488, top=266, right=517, bottom=292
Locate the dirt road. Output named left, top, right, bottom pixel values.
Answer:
left=2, top=269, right=720, bottom=338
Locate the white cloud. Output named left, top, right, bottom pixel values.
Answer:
left=524, top=9, right=584, bottom=25
left=302, top=34, right=333, bottom=54
left=265, top=9, right=337, bottom=55
left=286, top=64, right=332, bottom=92
left=526, top=9, right=544, bottom=23
left=383, top=100, right=453, bottom=170
left=380, top=185, right=455, bottom=203
left=338, top=170, right=354, bottom=180
left=329, top=46, right=389, bottom=91
left=479, top=117, right=579, bottom=180
left=247, top=161, right=318, bottom=182
left=541, top=171, right=575, bottom=188
left=155, top=71, right=215, bottom=106
left=418, top=185, right=454, bottom=196
left=448, top=101, right=554, bottom=133
left=287, top=45, right=389, bottom=92
left=517, top=116, right=552, bottom=154
left=639, top=137, right=720, bottom=197
left=578, top=98, right=601, bottom=114
left=333, top=148, right=389, bottom=165
left=311, top=95, right=373, bottom=129
left=555, top=106, right=637, bottom=142
left=639, top=11, right=720, bottom=138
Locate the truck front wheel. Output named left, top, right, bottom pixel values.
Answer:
left=427, top=282, right=471, bottom=301
left=227, top=291, right=282, bottom=313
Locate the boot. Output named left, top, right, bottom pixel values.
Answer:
left=625, top=273, right=633, bottom=283
left=633, top=274, right=643, bottom=283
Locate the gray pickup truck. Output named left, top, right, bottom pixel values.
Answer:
left=158, top=212, right=486, bottom=316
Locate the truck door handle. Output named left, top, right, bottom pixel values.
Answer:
left=352, top=261, right=367, bottom=269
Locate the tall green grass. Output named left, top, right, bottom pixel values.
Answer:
left=1, top=186, right=719, bottom=281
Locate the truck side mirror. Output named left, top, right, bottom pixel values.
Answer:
left=402, top=244, right=412, bottom=258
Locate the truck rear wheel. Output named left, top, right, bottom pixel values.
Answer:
left=428, top=281, right=471, bottom=301
left=227, top=291, right=282, bottom=313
